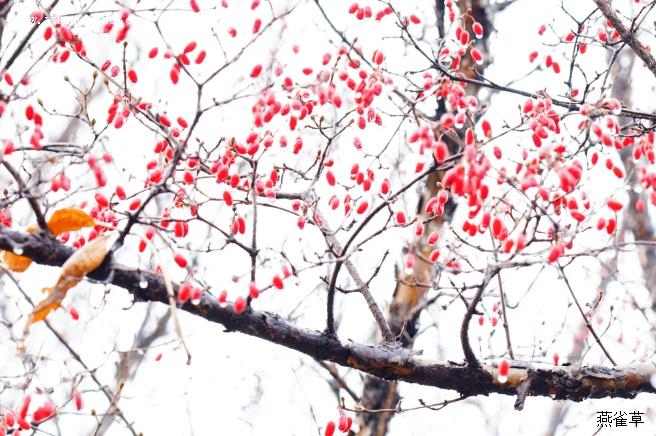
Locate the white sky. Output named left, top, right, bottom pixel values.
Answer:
left=1, top=0, right=656, bottom=435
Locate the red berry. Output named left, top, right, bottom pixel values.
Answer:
left=380, top=179, right=390, bottom=195
left=32, top=400, right=54, bottom=424
left=434, top=141, right=448, bottom=163
left=19, top=396, right=31, bottom=420
left=372, top=50, right=385, bottom=65
left=481, top=119, right=492, bottom=138
left=170, top=68, right=179, bottom=84
left=95, top=192, right=109, bottom=208
left=548, top=245, right=563, bottom=263
left=338, top=415, right=352, bottom=432
left=249, top=281, right=259, bottom=298
left=127, top=69, right=137, bottom=83
left=174, top=221, right=187, bottom=238
left=174, top=253, right=188, bottom=268
left=325, top=170, right=336, bottom=186
left=184, top=41, right=197, bottom=53
left=395, top=211, right=407, bottom=225
left=72, top=389, right=83, bottom=410
left=607, top=199, right=623, bottom=212
left=470, top=48, right=484, bottom=64
left=234, top=296, right=246, bottom=313
left=69, top=307, right=79, bottom=320
left=115, top=185, right=126, bottom=200
left=251, top=64, right=263, bottom=78
left=272, top=275, right=284, bottom=289
left=528, top=51, right=538, bottom=63
left=252, top=18, right=262, bottom=33
left=325, top=421, right=336, bottom=436
left=129, top=198, right=141, bottom=211
left=607, top=217, right=617, bottom=234
left=472, top=22, right=484, bottom=38
left=498, top=359, right=510, bottom=378
left=223, top=190, right=233, bottom=206
left=178, top=282, right=192, bottom=302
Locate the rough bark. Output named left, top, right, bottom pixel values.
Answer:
left=1, top=228, right=655, bottom=402
left=594, top=0, right=656, bottom=80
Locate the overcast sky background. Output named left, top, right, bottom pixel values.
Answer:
left=1, top=0, right=656, bottom=434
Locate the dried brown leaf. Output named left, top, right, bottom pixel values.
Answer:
left=3, top=225, right=39, bottom=272
left=4, top=251, right=34, bottom=272
left=28, top=235, right=109, bottom=326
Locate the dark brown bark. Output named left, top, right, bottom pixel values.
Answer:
left=1, top=228, right=655, bottom=402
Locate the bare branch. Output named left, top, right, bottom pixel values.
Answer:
left=1, top=228, right=654, bottom=402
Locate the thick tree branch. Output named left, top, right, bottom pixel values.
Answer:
left=593, top=0, right=656, bottom=80
left=2, top=228, right=655, bottom=402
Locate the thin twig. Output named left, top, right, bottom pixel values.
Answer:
left=1, top=160, right=48, bottom=231
left=558, top=265, right=617, bottom=366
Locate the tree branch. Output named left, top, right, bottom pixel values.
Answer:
left=594, top=0, right=656, bottom=80
left=1, top=160, right=48, bottom=231
left=2, top=228, right=655, bottom=402
left=460, top=268, right=495, bottom=368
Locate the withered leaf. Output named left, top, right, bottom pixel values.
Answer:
left=28, top=235, right=109, bottom=326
